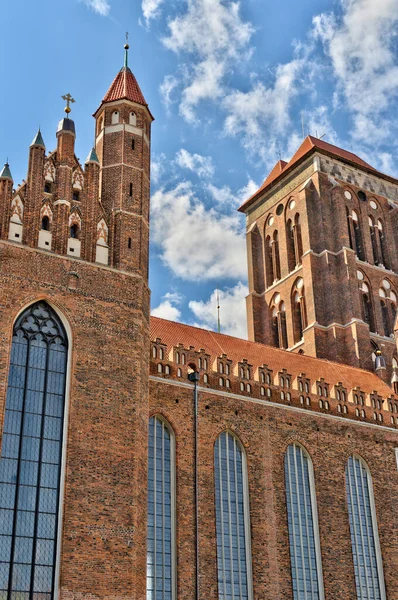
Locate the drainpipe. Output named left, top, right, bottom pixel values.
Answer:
left=188, top=368, right=200, bottom=600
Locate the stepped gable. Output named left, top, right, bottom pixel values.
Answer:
left=239, top=135, right=398, bottom=212
left=150, top=316, right=392, bottom=397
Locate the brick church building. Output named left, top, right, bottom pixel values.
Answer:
left=0, top=45, right=397, bottom=600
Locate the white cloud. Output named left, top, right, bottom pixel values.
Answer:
left=313, top=0, right=398, bottom=143
left=189, top=282, right=248, bottom=338
left=151, top=153, right=167, bottom=185
left=82, top=0, right=110, bottom=16
left=162, top=0, right=254, bottom=122
left=207, top=177, right=259, bottom=208
left=176, top=149, right=215, bottom=178
left=151, top=181, right=246, bottom=280
left=223, top=59, right=304, bottom=157
left=159, top=75, right=178, bottom=111
left=142, top=0, right=164, bottom=23
left=151, top=292, right=183, bottom=321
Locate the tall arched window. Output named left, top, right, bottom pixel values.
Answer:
left=214, top=432, right=252, bottom=600
left=147, top=416, right=175, bottom=600
left=379, top=280, right=396, bottom=337
left=264, top=235, right=274, bottom=288
left=352, top=211, right=365, bottom=261
left=294, top=214, right=303, bottom=265
left=286, top=219, right=296, bottom=272
left=360, top=282, right=375, bottom=332
left=0, top=301, right=68, bottom=598
left=270, top=295, right=288, bottom=349
left=369, top=216, right=379, bottom=265
left=285, top=444, right=324, bottom=600
left=377, top=220, right=389, bottom=269
left=346, top=456, right=386, bottom=600
left=292, top=278, right=306, bottom=344
left=272, top=231, right=281, bottom=281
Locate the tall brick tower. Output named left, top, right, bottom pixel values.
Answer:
left=240, top=136, right=398, bottom=377
left=0, top=45, right=152, bottom=599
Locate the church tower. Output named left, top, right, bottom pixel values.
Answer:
left=94, top=41, right=153, bottom=275
left=0, top=46, right=152, bottom=598
left=240, top=136, right=398, bottom=378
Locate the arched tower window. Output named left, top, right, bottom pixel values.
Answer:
left=270, top=295, right=288, bottom=349
left=294, top=214, right=303, bottom=265
left=286, top=219, right=296, bottom=272
left=214, top=431, right=252, bottom=600
left=377, top=220, right=389, bottom=269
left=360, top=281, right=375, bottom=332
left=265, top=235, right=274, bottom=288
left=69, top=224, right=79, bottom=239
left=272, top=231, right=281, bottom=281
left=111, top=111, right=119, bottom=125
left=369, top=216, right=379, bottom=265
left=292, top=277, right=306, bottom=344
left=0, top=301, right=68, bottom=598
left=346, top=206, right=354, bottom=250
left=129, top=112, right=137, bottom=126
left=147, top=416, right=175, bottom=600
left=379, top=281, right=396, bottom=337
left=352, top=211, right=365, bottom=261
left=345, top=456, right=386, bottom=599
left=285, top=444, right=324, bottom=600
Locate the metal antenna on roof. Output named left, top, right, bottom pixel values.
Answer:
left=216, top=289, right=221, bottom=334
left=319, top=133, right=326, bottom=140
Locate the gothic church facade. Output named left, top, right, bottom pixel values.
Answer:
left=0, top=50, right=397, bottom=600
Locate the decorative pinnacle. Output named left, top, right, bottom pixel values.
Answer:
left=62, top=93, right=75, bottom=117
left=124, top=31, right=129, bottom=68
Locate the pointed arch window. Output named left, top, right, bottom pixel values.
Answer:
left=292, top=278, right=306, bottom=344
left=369, top=216, right=379, bottom=265
left=377, top=220, right=389, bottom=269
left=379, top=282, right=396, bottom=337
left=214, top=431, right=252, bottom=600
left=285, top=444, right=324, bottom=600
left=352, top=211, right=365, bottom=261
left=360, top=282, right=375, bottom=332
left=346, top=456, right=386, bottom=600
left=286, top=219, right=296, bottom=272
left=264, top=235, right=274, bottom=288
left=272, top=231, right=281, bottom=281
left=270, top=295, right=288, bottom=349
left=0, top=301, right=68, bottom=599
left=147, top=416, right=175, bottom=600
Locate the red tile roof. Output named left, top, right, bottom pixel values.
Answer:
left=239, top=136, right=393, bottom=212
left=150, top=316, right=392, bottom=397
left=95, top=67, right=153, bottom=118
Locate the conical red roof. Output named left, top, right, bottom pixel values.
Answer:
left=95, top=66, right=153, bottom=118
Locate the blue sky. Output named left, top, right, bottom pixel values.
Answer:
left=2, top=0, right=398, bottom=338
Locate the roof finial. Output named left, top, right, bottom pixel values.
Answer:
left=62, top=93, right=75, bottom=117
left=124, top=32, right=130, bottom=68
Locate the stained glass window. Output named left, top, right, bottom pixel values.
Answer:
left=0, top=302, right=68, bottom=600
left=214, top=431, right=252, bottom=600
left=285, top=443, right=324, bottom=600
left=346, top=456, right=385, bottom=600
left=147, top=416, right=175, bottom=600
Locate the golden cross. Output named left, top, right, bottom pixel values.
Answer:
left=62, top=93, right=75, bottom=115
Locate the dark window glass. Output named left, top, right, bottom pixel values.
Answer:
left=215, top=432, right=251, bottom=600
left=346, top=457, right=384, bottom=599
left=147, top=417, right=174, bottom=600
left=0, top=302, right=68, bottom=599
left=69, top=224, right=79, bottom=239
left=41, top=217, right=50, bottom=232
left=285, top=444, right=323, bottom=599
left=72, top=192, right=79, bottom=202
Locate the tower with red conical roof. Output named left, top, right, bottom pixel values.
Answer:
left=94, top=41, right=154, bottom=275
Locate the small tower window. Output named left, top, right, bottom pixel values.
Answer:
left=129, top=183, right=133, bottom=197
left=70, top=224, right=79, bottom=239
left=73, top=191, right=80, bottom=202
left=128, top=237, right=132, bottom=249
left=132, top=138, right=135, bottom=150
left=44, top=182, right=51, bottom=193
left=130, top=112, right=137, bottom=126
left=111, top=111, right=120, bottom=125
left=41, top=216, right=50, bottom=231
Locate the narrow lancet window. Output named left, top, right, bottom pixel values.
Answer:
left=346, top=456, right=386, bottom=600
left=147, top=416, right=175, bottom=600
left=0, top=301, right=68, bottom=598
left=285, top=444, right=324, bottom=600
left=214, top=431, right=252, bottom=600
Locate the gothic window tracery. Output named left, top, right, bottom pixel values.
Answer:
left=359, top=280, right=375, bottom=332
left=378, top=280, right=396, bottom=337
left=292, top=278, right=306, bottom=344
left=270, top=294, right=288, bottom=349
left=0, top=301, right=68, bottom=599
